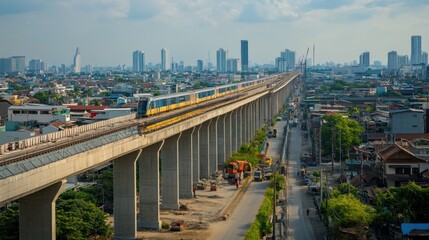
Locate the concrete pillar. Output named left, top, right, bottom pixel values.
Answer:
left=193, top=124, right=201, bottom=183
left=209, top=117, right=219, bottom=177
left=160, top=133, right=182, bottom=210
left=138, top=141, right=164, bottom=230
left=19, top=180, right=66, bottom=240
left=256, top=99, right=261, bottom=129
left=179, top=128, right=195, bottom=198
left=218, top=115, right=226, bottom=170
left=225, top=112, right=232, bottom=161
left=251, top=102, right=256, bottom=139
left=231, top=110, right=238, bottom=153
left=237, top=107, right=242, bottom=148
left=242, top=105, right=248, bottom=143
left=113, top=150, right=142, bottom=240
left=246, top=104, right=251, bottom=143
left=200, top=119, right=211, bottom=179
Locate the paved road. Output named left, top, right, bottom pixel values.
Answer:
left=209, top=180, right=270, bottom=240
left=286, top=126, right=316, bottom=240
left=209, top=121, right=287, bottom=240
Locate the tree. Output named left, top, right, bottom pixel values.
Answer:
left=326, top=194, right=375, bottom=238
left=372, top=182, right=429, bottom=226
left=33, top=91, right=49, bottom=104
left=0, top=204, right=19, bottom=240
left=56, top=197, right=111, bottom=239
left=321, top=114, right=364, bottom=160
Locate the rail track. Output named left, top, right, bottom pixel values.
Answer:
left=0, top=75, right=295, bottom=168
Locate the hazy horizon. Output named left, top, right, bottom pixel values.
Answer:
left=1, top=0, right=428, bottom=67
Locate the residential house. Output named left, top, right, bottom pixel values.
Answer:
left=390, top=108, right=425, bottom=133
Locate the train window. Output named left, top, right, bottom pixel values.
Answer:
left=162, top=99, right=167, bottom=106
left=179, top=96, right=186, bottom=102
left=170, top=98, right=176, bottom=104
left=150, top=101, right=155, bottom=108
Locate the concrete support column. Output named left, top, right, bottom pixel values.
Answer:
left=139, top=141, right=164, bottom=230
left=161, top=133, right=182, bottom=210
left=179, top=128, right=195, bottom=198
left=231, top=110, right=238, bottom=153
left=113, top=150, right=142, bottom=240
left=19, top=180, right=66, bottom=240
left=200, top=120, right=212, bottom=179
left=264, top=96, right=270, bottom=125
left=225, top=112, right=232, bottom=161
left=193, top=125, right=202, bottom=183
left=256, top=99, right=261, bottom=129
left=217, top=115, right=226, bottom=170
left=237, top=107, right=242, bottom=148
left=246, top=104, right=252, bottom=143
left=251, top=102, right=256, bottom=139
left=242, top=105, right=248, bottom=143
left=209, top=117, right=219, bottom=177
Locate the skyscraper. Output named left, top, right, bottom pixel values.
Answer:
left=241, top=40, right=248, bottom=72
left=161, top=48, right=170, bottom=71
left=387, top=51, right=398, bottom=70
left=73, top=47, right=81, bottom=73
left=197, top=60, right=203, bottom=72
left=422, top=52, right=428, bottom=65
left=411, top=35, right=422, bottom=65
left=216, top=48, right=227, bottom=73
left=29, top=59, right=46, bottom=73
left=132, top=50, right=145, bottom=72
left=227, top=58, right=241, bottom=73
left=280, top=49, right=295, bottom=71
left=359, top=51, right=370, bottom=67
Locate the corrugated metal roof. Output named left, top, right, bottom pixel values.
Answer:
left=0, top=127, right=137, bottom=179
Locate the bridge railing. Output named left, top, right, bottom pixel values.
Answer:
left=0, top=114, right=136, bottom=155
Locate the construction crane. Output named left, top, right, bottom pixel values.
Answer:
left=300, top=47, right=310, bottom=79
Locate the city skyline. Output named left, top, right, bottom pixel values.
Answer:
left=0, top=0, right=428, bottom=67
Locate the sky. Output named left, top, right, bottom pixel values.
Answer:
left=0, top=0, right=429, bottom=67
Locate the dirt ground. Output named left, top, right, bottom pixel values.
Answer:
left=133, top=177, right=243, bottom=240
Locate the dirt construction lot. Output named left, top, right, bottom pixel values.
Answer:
left=134, top=177, right=248, bottom=240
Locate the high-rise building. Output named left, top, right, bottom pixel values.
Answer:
left=29, top=59, right=46, bottom=73
left=241, top=40, right=248, bottom=72
left=73, top=47, right=81, bottom=73
left=132, top=50, right=145, bottom=72
left=280, top=49, right=295, bottom=70
left=411, top=35, right=422, bottom=65
left=161, top=48, right=170, bottom=71
left=387, top=51, right=398, bottom=70
left=0, top=56, right=25, bottom=73
left=398, top=55, right=409, bottom=67
left=422, top=52, right=428, bottom=65
left=227, top=58, right=241, bottom=73
left=275, top=57, right=287, bottom=72
left=197, top=60, right=203, bottom=72
left=359, top=51, right=370, bottom=67
left=216, top=48, right=227, bottom=73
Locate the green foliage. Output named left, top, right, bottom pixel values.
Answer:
left=330, top=183, right=359, bottom=199
left=321, top=113, right=364, bottom=159
left=270, top=173, right=285, bottom=193
left=60, top=190, right=97, bottom=204
left=56, top=196, right=111, bottom=239
left=347, top=106, right=360, bottom=116
left=0, top=204, right=19, bottom=240
left=161, top=222, right=170, bottom=230
left=326, top=195, right=375, bottom=229
left=33, top=91, right=49, bottom=104
left=364, top=104, right=376, bottom=113
left=229, top=127, right=267, bottom=168
left=372, top=182, right=429, bottom=226
left=245, top=187, right=274, bottom=239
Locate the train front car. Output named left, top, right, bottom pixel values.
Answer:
left=136, top=95, right=154, bottom=118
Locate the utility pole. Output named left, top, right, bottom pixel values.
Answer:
left=272, top=164, right=276, bottom=240
left=331, top=126, right=335, bottom=173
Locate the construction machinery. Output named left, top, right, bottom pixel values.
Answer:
left=226, top=160, right=252, bottom=180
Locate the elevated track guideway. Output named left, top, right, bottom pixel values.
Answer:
left=0, top=72, right=300, bottom=239
left=0, top=73, right=296, bottom=169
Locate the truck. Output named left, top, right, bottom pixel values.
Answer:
left=263, top=156, right=273, bottom=167
left=226, top=160, right=252, bottom=180
left=253, top=170, right=264, bottom=182
left=263, top=167, right=273, bottom=180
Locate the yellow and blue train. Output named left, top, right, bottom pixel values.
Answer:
left=136, top=76, right=276, bottom=118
